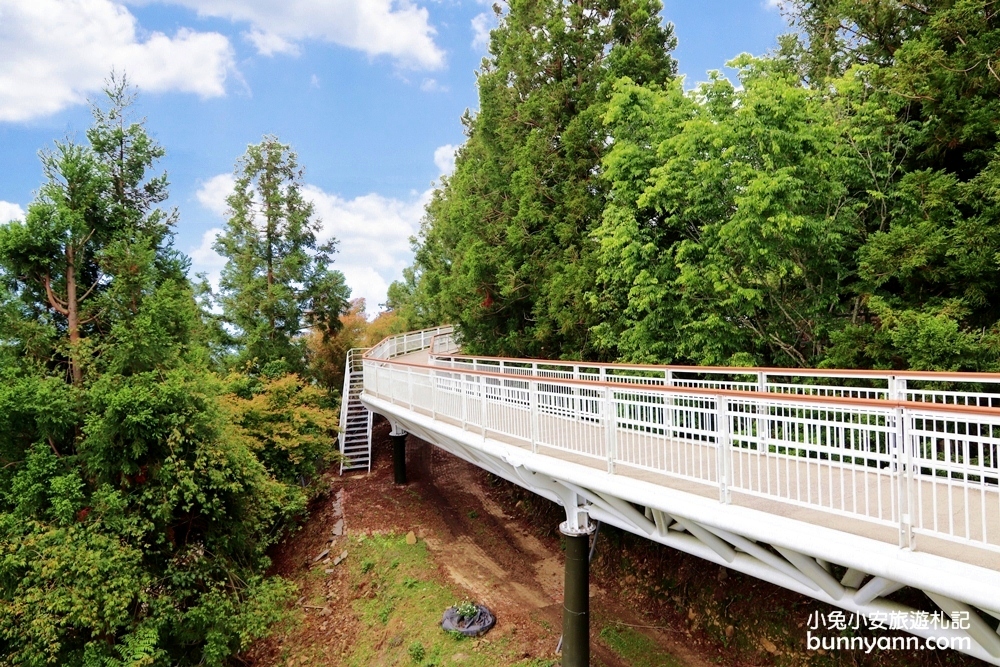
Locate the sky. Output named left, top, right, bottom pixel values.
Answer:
left=0, top=0, right=791, bottom=317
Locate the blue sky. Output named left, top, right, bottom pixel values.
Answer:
left=0, top=0, right=790, bottom=315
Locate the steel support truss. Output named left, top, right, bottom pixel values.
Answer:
left=365, top=395, right=1000, bottom=665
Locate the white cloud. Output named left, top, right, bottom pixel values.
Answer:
left=306, top=185, right=430, bottom=316
left=246, top=29, right=300, bottom=56
left=189, top=172, right=429, bottom=317
left=196, top=173, right=236, bottom=218
left=434, top=144, right=457, bottom=176
left=188, top=227, right=227, bottom=287
left=142, top=0, right=446, bottom=69
left=471, top=11, right=495, bottom=51
left=420, top=78, right=448, bottom=93
left=763, top=0, right=783, bottom=10
left=0, top=201, right=25, bottom=223
left=0, top=0, right=234, bottom=122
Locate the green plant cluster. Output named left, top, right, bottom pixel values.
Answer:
left=394, top=0, right=1000, bottom=372
left=0, top=78, right=345, bottom=665
left=454, top=600, right=478, bottom=621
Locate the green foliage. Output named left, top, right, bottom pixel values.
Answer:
left=408, top=641, right=426, bottom=663
left=401, top=0, right=1000, bottom=372
left=394, top=0, right=677, bottom=358
left=212, top=136, right=350, bottom=374
left=0, top=80, right=320, bottom=666
left=454, top=600, right=478, bottom=620
left=599, top=624, right=685, bottom=667
left=222, top=372, right=339, bottom=487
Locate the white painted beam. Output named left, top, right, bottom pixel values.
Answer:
left=854, top=576, right=904, bottom=606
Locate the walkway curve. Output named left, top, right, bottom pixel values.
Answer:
left=349, top=326, right=1000, bottom=664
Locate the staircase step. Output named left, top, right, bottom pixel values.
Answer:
left=339, top=361, right=371, bottom=474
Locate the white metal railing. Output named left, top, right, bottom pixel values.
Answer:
left=427, top=332, right=1000, bottom=408
left=363, top=330, right=1000, bottom=555
left=365, top=325, right=454, bottom=361
left=338, top=347, right=370, bottom=450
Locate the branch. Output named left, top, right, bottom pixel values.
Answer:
left=43, top=274, right=69, bottom=315
left=79, top=277, right=101, bottom=303
left=80, top=228, right=96, bottom=247
left=988, top=60, right=1000, bottom=85
left=769, top=332, right=809, bottom=367
left=79, top=311, right=101, bottom=326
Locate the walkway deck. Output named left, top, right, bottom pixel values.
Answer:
left=356, top=327, right=1000, bottom=664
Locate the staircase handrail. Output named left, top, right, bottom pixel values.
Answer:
left=339, top=347, right=370, bottom=450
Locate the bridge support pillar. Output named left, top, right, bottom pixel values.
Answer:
left=389, top=422, right=407, bottom=485
left=560, top=520, right=595, bottom=667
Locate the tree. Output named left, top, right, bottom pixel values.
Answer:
left=0, top=142, right=109, bottom=384
left=214, top=137, right=350, bottom=374
left=0, top=74, right=186, bottom=385
left=0, top=81, right=326, bottom=666
left=399, top=0, right=677, bottom=358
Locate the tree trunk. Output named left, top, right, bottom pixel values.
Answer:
left=66, top=243, right=82, bottom=385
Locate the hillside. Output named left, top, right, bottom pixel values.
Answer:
left=243, top=419, right=985, bottom=667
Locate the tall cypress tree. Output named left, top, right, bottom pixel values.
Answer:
left=404, top=0, right=677, bottom=358
left=213, top=137, right=350, bottom=374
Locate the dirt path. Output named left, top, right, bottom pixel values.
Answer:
left=243, top=419, right=711, bottom=667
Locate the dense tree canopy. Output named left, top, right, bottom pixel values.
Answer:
left=0, top=83, right=340, bottom=666
left=395, top=0, right=1000, bottom=372
left=402, top=0, right=678, bottom=358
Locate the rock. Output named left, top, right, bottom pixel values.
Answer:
left=325, top=569, right=335, bottom=574
left=761, top=638, right=777, bottom=654
left=687, top=608, right=697, bottom=621
left=332, top=519, right=344, bottom=536
left=406, top=531, right=417, bottom=545
left=725, top=625, right=734, bottom=640
left=332, top=550, right=348, bottom=566
left=314, top=549, right=330, bottom=562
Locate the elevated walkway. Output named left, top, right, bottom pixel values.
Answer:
left=357, top=327, right=1000, bottom=664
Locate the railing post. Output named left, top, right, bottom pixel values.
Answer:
left=717, top=395, right=732, bottom=504
left=461, top=373, right=468, bottom=431
left=430, top=369, right=437, bottom=419
left=895, top=406, right=915, bottom=549
left=530, top=379, right=539, bottom=454
left=481, top=376, right=488, bottom=438
left=605, top=386, right=616, bottom=474
left=888, top=375, right=899, bottom=401
left=407, top=366, right=413, bottom=410
left=757, top=372, right=768, bottom=455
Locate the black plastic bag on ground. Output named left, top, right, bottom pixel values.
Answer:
left=441, top=604, right=496, bottom=637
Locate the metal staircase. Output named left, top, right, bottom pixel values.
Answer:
left=339, top=348, right=372, bottom=473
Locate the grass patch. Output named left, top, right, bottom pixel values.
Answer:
left=345, top=533, right=512, bottom=667
left=599, top=624, right=684, bottom=667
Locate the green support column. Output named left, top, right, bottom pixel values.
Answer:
left=560, top=520, right=594, bottom=667
left=391, top=432, right=407, bottom=485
